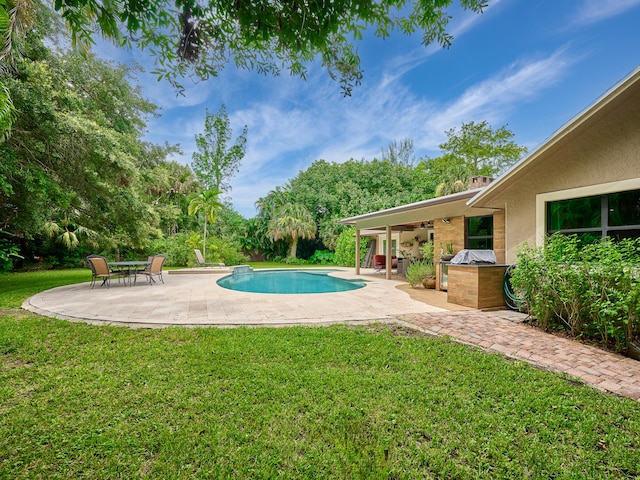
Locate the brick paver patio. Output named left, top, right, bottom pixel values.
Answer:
left=397, top=310, right=640, bottom=401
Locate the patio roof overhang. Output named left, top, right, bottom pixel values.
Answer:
left=340, top=189, right=498, bottom=230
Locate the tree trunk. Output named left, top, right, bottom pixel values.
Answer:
left=203, top=217, right=207, bottom=262
left=290, top=238, right=298, bottom=258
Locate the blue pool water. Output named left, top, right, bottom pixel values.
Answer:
left=217, top=269, right=366, bottom=294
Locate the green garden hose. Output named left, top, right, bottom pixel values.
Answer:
left=503, top=264, right=526, bottom=311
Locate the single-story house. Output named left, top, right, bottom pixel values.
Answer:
left=341, top=65, right=640, bottom=308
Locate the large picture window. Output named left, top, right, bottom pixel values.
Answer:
left=466, top=215, right=493, bottom=249
left=547, top=188, right=640, bottom=241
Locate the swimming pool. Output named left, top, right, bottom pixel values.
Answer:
left=217, top=269, right=366, bottom=294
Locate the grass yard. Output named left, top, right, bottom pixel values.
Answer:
left=1, top=270, right=640, bottom=479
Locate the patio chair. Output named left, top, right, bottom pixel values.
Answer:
left=373, top=254, right=386, bottom=272
left=194, top=249, right=226, bottom=268
left=139, top=254, right=166, bottom=285
left=86, top=255, right=124, bottom=289
left=373, top=255, right=398, bottom=273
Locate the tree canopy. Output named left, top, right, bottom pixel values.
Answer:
left=0, top=6, right=206, bottom=266
left=419, top=121, right=527, bottom=197
left=191, top=105, right=247, bottom=194
left=268, top=203, right=316, bottom=259
left=51, top=0, right=488, bottom=95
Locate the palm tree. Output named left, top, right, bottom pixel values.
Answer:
left=187, top=189, right=222, bottom=262
left=43, top=215, right=99, bottom=250
left=434, top=161, right=469, bottom=197
left=268, top=203, right=316, bottom=259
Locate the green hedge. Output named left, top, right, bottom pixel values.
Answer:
left=148, top=232, right=248, bottom=267
left=510, top=234, right=640, bottom=354
left=334, top=228, right=367, bottom=267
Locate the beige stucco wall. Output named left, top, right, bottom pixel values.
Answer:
left=489, top=87, right=640, bottom=263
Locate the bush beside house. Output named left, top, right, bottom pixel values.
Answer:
left=511, top=234, right=640, bottom=356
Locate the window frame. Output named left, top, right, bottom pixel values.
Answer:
left=535, top=179, right=640, bottom=247
left=465, top=214, right=494, bottom=250
left=546, top=188, right=640, bottom=240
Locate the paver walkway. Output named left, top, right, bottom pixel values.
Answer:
left=397, top=310, right=640, bottom=401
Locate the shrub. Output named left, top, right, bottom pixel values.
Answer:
left=405, top=260, right=434, bottom=288
left=0, top=234, right=20, bottom=273
left=334, top=228, right=367, bottom=267
left=206, top=237, right=249, bottom=266
left=148, top=232, right=194, bottom=267
left=511, top=234, right=640, bottom=353
left=420, top=241, right=435, bottom=263
left=309, top=249, right=335, bottom=264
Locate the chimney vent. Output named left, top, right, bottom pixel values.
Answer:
left=468, top=176, right=493, bottom=190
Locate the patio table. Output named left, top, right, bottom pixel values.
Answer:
left=108, top=260, right=150, bottom=286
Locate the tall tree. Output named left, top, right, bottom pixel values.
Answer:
left=440, top=121, right=526, bottom=177
left=268, top=203, right=316, bottom=259
left=191, top=105, right=247, bottom=194
left=142, top=159, right=199, bottom=235
left=381, top=138, right=416, bottom=166
left=0, top=7, right=180, bottom=263
left=425, top=121, right=527, bottom=197
left=187, top=189, right=222, bottom=261
left=0, top=0, right=37, bottom=140
left=52, top=0, right=487, bottom=95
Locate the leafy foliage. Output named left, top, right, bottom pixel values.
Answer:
left=334, top=228, right=367, bottom=267
left=511, top=234, right=640, bottom=353
left=187, top=189, right=223, bottom=261
left=420, top=121, right=527, bottom=197
left=308, top=249, right=335, bottom=265
left=406, top=259, right=435, bottom=288
left=0, top=229, right=20, bottom=272
left=268, top=203, right=316, bottom=259
left=0, top=16, right=180, bottom=258
left=191, top=104, right=247, bottom=194
left=252, top=156, right=432, bottom=258
left=52, top=0, right=488, bottom=95
left=0, top=9, right=211, bottom=267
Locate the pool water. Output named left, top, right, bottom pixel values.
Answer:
left=217, top=269, right=366, bottom=294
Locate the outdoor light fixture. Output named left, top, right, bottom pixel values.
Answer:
left=441, top=218, right=450, bottom=224
left=420, top=222, right=425, bottom=229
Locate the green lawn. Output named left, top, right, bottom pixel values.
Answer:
left=1, top=270, right=640, bottom=479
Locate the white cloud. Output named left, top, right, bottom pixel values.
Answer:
left=425, top=49, right=575, bottom=140
left=573, top=0, right=640, bottom=25
left=223, top=45, right=579, bottom=217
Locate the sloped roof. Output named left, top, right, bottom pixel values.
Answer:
left=469, top=66, right=640, bottom=209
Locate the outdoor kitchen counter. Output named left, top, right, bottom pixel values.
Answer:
left=445, top=263, right=509, bottom=309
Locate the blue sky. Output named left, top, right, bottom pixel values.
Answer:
left=97, top=0, right=640, bottom=219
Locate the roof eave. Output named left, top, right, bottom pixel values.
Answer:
left=340, top=189, right=478, bottom=225
left=469, top=65, right=640, bottom=208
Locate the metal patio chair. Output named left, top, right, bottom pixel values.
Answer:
left=138, top=254, right=166, bottom=285
left=86, top=255, right=124, bottom=289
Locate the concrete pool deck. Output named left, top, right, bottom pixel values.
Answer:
left=23, top=268, right=450, bottom=328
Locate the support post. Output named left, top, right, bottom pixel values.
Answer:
left=355, top=229, right=361, bottom=275
left=386, top=226, right=392, bottom=280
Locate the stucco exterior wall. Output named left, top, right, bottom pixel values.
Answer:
left=493, top=91, right=640, bottom=263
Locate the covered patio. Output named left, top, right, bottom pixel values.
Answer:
left=340, top=181, right=509, bottom=309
